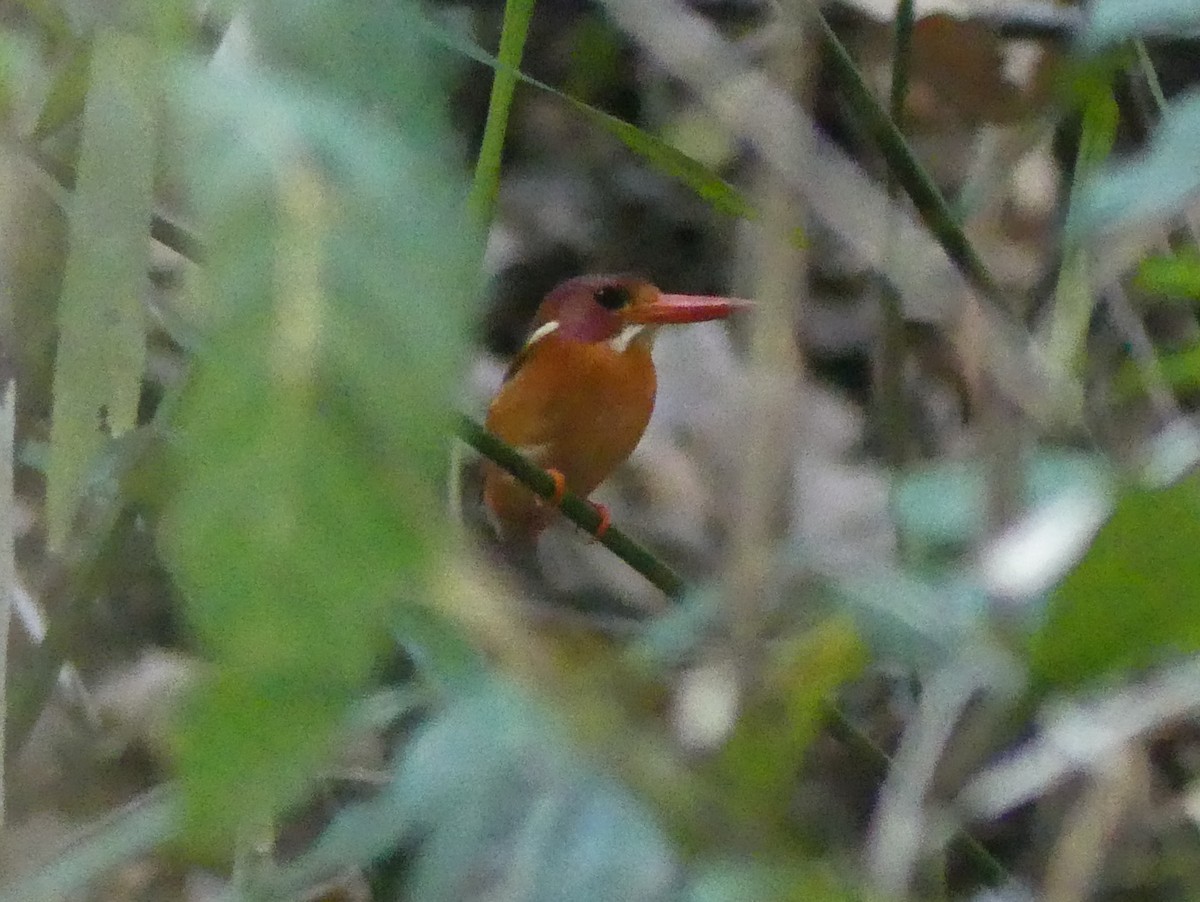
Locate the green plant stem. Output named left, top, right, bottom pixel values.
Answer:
left=1132, top=38, right=1168, bottom=112
left=468, top=0, right=538, bottom=221
left=823, top=704, right=1007, bottom=887
left=876, top=0, right=915, bottom=469
left=0, top=382, right=13, bottom=826
left=454, top=414, right=686, bottom=599
left=813, top=9, right=999, bottom=300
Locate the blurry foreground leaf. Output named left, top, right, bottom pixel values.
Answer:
left=46, top=28, right=158, bottom=550
left=31, top=36, right=91, bottom=139
left=1135, top=251, right=1200, bottom=301
left=831, top=569, right=987, bottom=669
left=1083, top=0, right=1200, bottom=50
left=1031, top=473, right=1200, bottom=687
left=1077, top=89, right=1200, bottom=234
left=159, top=11, right=478, bottom=844
left=271, top=685, right=681, bottom=901
left=711, top=619, right=867, bottom=834
left=893, top=450, right=1111, bottom=550
left=686, top=860, right=857, bottom=902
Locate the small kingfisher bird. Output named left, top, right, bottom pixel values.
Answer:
left=483, top=274, right=746, bottom=541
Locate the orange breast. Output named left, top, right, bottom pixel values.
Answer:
left=483, top=335, right=656, bottom=537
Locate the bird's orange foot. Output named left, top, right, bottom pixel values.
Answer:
left=589, top=502, right=611, bottom=541
left=543, top=468, right=610, bottom=540
left=544, top=468, right=568, bottom=506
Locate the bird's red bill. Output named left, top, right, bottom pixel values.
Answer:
left=624, top=293, right=750, bottom=324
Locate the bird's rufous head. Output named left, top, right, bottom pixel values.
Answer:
left=532, top=274, right=746, bottom=344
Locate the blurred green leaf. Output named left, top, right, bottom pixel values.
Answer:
left=831, top=569, right=988, bottom=668
left=1083, top=0, right=1200, bottom=50
left=45, top=28, right=158, bottom=550
left=248, top=0, right=455, bottom=135
left=0, top=30, right=40, bottom=120
left=1135, top=251, right=1200, bottom=300
left=687, top=861, right=858, bottom=902
left=1030, top=473, right=1200, bottom=687
left=1044, top=84, right=1118, bottom=370
left=175, top=671, right=347, bottom=839
left=158, top=0, right=479, bottom=846
left=710, top=619, right=866, bottom=832
left=392, top=687, right=680, bottom=902
left=11, top=0, right=72, bottom=44
left=31, top=37, right=91, bottom=139
left=273, top=686, right=681, bottom=901
left=1077, top=89, right=1200, bottom=234
left=893, top=450, right=1112, bottom=550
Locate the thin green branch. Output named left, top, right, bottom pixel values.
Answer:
left=888, top=0, right=916, bottom=128
left=1132, top=38, right=1168, bottom=113
left=454, top=414, right=686, bottom=599
left=813, top=9, right=1000, bottom=300
left=0, top=382, right=14, bottom=826
left=823, top=704, right=1007, bottom=887
left=876, top=0, right=916, bottom=469
left=469, top=0, right=538, bottom=220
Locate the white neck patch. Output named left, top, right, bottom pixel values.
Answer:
left=608, top=323, right=648, bottom=354
left=522, top=320, right=560, bottom=351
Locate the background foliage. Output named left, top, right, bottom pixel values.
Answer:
left=5, top=0, right=1200, bottom=900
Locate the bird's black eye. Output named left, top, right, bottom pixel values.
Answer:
left=593, top=284, right=632, bottom=310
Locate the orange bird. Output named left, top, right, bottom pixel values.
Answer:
left=483, top=274, right=745, bottom=541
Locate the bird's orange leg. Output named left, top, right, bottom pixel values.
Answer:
left=544, top=468, right=611, bottom=540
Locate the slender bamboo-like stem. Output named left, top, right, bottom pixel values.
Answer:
left=0, top=381, right=14, bottom=826
left=454, top=415, right=686, bottom=598
left=468, top=0, right=538, bottom=220
left=813, top=9, right=999, bottom=301
left=876, top=0, right=915, bottom=468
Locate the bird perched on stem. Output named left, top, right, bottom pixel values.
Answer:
left=483, top=274, right=747, bottom=542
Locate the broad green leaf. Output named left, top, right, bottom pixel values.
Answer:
left=31, top=37, right=92, bottom=139
left=159, top=2, right=479, bottom=845
left=45, top=28, right=158, bottom=550
left=893, top=451, right=1112, bottom=549
left=1077, top=89, right=1200, bottom=234
left=1083, top=0, right=1200, bottom=50
left=831, top=569, right=987, bottom=668
left=1135, top=251, right=1200, bottom=300
left=392, top=687, right=680, bottom=902
left=709, top=619, right=866, bottom=828
left=174, top=671, right=349, bottom=840
left=687, top=861, right=857, bottom=902
left=1030, top=473, right=1200, bottom=687
left=267, top=686, right=682, bottom=900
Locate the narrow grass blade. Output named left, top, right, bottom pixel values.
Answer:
left=427, top=16, right=757, bottom=223
left=812, top=9, right=998, bottom=298
left=470, top=0, right=538, bottom=220
left=0, top=382, right=13, bottom=826
left=0, top=787, right=179, bottom=902
left=45, top=29, right=158, bottom=550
